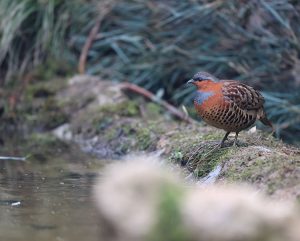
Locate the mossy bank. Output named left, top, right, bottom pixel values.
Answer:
left=8, top=75, right=300, bottom=200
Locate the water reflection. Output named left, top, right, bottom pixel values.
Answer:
left=0, top=135, right=103, bottom=241
left=0, top=174, right=101, bottom=241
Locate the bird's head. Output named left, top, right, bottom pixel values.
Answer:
left=186, top=72, right=218, bottom=88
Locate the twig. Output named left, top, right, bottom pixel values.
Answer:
left=120, top=82, right=195, bottom=124
left=78, top=17, right=103, bottom=74
left=8, top=72, right=32, bottom=115
left=78, top=1, right=115, bottom=74
left=0, top=156, right=27, bottom=161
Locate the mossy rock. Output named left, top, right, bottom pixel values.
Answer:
left=18, top=75, right=299, bottom=200
left=25, top=133, right=70, bottom=162
left=98, top=100, right=140, bottom=117
left=25, top=78, right=67, bottom=100
left=23, top=97, right=69, bottom=130
left=220, top=144, right=300, bottom=196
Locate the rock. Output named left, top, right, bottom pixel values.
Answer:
left=52, top=123, right=72, bottom=140
left=182, top=185, right=300, bottom=241
left=93, top=155, right=183, bottom=241
left=59, top=75, right=126, bottom=110
left=37, top=74, right=300, bottom=199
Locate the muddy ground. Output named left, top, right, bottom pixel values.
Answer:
left=6, top=75, right=300, bottom=201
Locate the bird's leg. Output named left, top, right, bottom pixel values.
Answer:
left=220, top=131, right=230, bottom=148
left=233, top=132, right=239, bottom=147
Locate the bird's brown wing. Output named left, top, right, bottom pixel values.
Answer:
left=221, top=81, right=264, bottom=110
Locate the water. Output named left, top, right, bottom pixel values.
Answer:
left=0, top=136, right=104, bottom=241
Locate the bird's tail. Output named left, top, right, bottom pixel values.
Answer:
left=258, top=108, right=274, bottom=131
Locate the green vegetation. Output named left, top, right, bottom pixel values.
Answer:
left=193, top=147, right=231, bottom=177
left=166, top=129, right=233, bottom=177
left=25, top=133, right=69, bottom=161
left=221, top=144, right=300, bottom=195
left=73, top=99, right=163, bottom=155
left=0, top=0, right=96, bottom=81
left=8, top=75, right=296, bottom=199
left=147, top=184, right=190, bottom=241
left=23, top=78, right=69, bottom=130
left=99, top=100, right=140, bottom=117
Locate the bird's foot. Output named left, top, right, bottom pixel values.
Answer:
left=232, top=132, right=239, bottom=148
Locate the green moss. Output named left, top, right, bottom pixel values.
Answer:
left=164, top=125, right=233, bottom=177
left=86, top=101, right=160, bottom=154
left=28, top=133, right=68, bottom=148
left=122, top=123, right=135, bottom=135
left=25, top=133, right=70, bottom=162
left=125, top=101, right=140, bottom=116
left=26, top=78, right=67, bottom=100
left=94, top=117, right=114, bottom=133
left=103, top=126, right=118, bottom=140
left=169, top=150, right=184, bottom=162
left=145, top=103, right=162, bottom=119
left=33, top=58, right=74, bottom=81
left=18, top=78, right=69, bottom=130
left=147, top=184, right=191, bottom=241
left=99, top=100, right=140, bottom=117
left=24, top=97, right=69, bottom=130
left=116, top=142, right=131, bottom=154
left=221, top=146, right=300, bottom=195
left=224, top=154, right=265, bottom=182
left=61, top=95, right=95, bottom=113
left=136, top=127, right=152, bottom=150
left=202, top=132, right=223, bottom=141
left=267, top=182, right=277, bottom=195
left=194, top=147, right=231, bottom=177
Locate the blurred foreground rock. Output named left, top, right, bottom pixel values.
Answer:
left=94, top=156, right=300, bottom=241
left=94, top=156, right=183, bottom=241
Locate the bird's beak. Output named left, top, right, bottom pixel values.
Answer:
left=186, top=79, right=195, bottom=85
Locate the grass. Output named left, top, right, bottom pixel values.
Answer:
left=0, top=0, right=98, bottom=82
left=1, top=0, right=300, bottom=143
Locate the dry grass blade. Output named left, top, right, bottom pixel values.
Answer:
left=78, top=0, right=116, bottom=74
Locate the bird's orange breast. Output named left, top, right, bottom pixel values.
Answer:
left=193, top=81, right=225, bottom=113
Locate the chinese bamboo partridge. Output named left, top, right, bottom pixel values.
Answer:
left=187, top=72, right=273, bottom=147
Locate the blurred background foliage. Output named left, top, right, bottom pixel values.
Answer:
left=0, top=0, right=300, bottom=144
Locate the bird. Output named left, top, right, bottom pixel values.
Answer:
left=187, top=72, right=273, bottom=147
